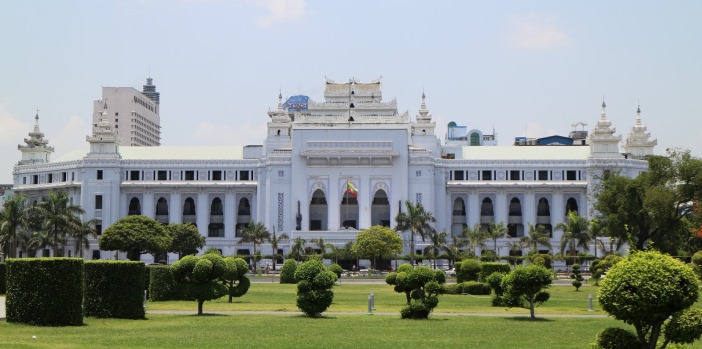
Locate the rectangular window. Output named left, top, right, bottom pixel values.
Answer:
left=454, top=170, right=464, bottom=180
left=239, top=171, right=250, bottom=181
left=157, top=171, right=168, bottom=180
left=185, top=171, right=195, bottom=180
left=97, top=170, right=103, bottom=180
left=72, top=172, right=75, bottom=181
left=96, top=224, right=102, bottom=236
left=92, top=250, right=101, bottom=259
left=62, top=172, right=67, bottom=182
left=32, top=175, right=38, bottom=184
left=538, top=170, right=549, bottom=180
left=47, top=173, right=53, bottom=183
left=566, top=170, right=577, bottom=181
left=129, top=171, right=140, bottom=180
left=510, top=170, right=520, bottom=181
left=23, top=177, right=27, bottom=184
left=481, top=170, right=492, bottom=181
left=212, top=170, right=222, bottom=181
left=95, top=195, right=103, bottom=210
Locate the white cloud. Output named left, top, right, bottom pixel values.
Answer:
left=52, top=115, right=91, bottom=155
left=507, top=14, right=572, bottom=49
left=191, top=121, right=266, bottom=146
left=250, top=0, right=307, bottom=28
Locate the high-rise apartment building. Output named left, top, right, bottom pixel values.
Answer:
left=92, top=77, right=161, bottom=146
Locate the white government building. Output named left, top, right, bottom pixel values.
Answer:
left=11, top=78, right=656, bottom=264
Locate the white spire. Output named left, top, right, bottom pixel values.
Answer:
left=416, top=91, right=432, bottom=123
left=624, top=104, right=657, bottom=159
left=18, top=110, right=54, bottom=165
left=589, top=99, right=622, bottom=158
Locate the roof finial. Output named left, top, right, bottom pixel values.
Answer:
left=602, top=94, right=606, bottom=109
left=637, top=101, right=641, bottom=115
left=35, top=108, right=39, bottom=122
left=277, top=89, right=283, bottom=110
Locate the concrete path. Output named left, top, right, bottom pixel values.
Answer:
left=0, top=296, right=5, bottom=320
left=147, top=310, right=607, bottom=318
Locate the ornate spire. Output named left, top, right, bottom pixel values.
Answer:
left=268, top=92, right=291, bottom=122
left=624, top=104, right=657, bottom=159
left=589, top=99, right=622, bottom=158
left=416, top=91, right=432, bottom=123
left=18, top=110, right=54, bottom=165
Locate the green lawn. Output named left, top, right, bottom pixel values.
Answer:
left=3, top=282, right=702, bottom=348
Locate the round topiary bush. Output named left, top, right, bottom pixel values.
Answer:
left=457, top=259, right=480, bottom=283
left=280, top=259, right=298, bottom=284
left=328, top=263, right=343, bottom=279
left=594, top=327, right=638, bottom=349
left=294, top=259, right=337, bottom=317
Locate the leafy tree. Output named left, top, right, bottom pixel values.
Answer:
left=485, top=222, right=508, bottom=260
left=99, top=215, right=172, bottom=261
left=34, top=191, right=84, bottom=256
left=171, top=253, right=231, bottom=315
left=590, top=254, right=622, bottom=286
left=0, top=194, right=28, bottom=258
left=594, top=151, right=702, bottom=254
left=394, top=200, right=436, bottom=266
left=520, top=224, right=552, bottom=253
left=220, top=256, right=250, bottom=303
left=385, top=264, right=446, bottom=319
left=490, top=264, right=552, bottom=319
left=71, top=219, right=97, bottom=258
left=167, top=223, right=205, bottom=259
left=294, top=258, right=337, bottom=317
left=270, top=229, right=289, bottom=270
left=463, top=223, right=487, bottom=258
left=597, top=251, right=702, bottom=349
left=588, top=218, right=607, bottom=258
left=352, top=225, right=402, bottom=270
left=445, top=229, right=469, bottom=268
left=556, top=211, right=589, bottom=256
left=239, top=221, right=270, bottom=271
left=288, top=237, right=307, bottom=262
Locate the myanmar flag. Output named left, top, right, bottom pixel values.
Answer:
left=346, top=181, right=358, bottom=198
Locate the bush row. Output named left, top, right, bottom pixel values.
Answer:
left=0, top=262, right=5, bottom=294
left=148, top=265, right=192, bottom=301
left=444, top=281, right=491, bottom=295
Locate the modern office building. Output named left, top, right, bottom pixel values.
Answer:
left=10, top=78, right=656, bottom=264
left=92, top=77, right=161, bottom=146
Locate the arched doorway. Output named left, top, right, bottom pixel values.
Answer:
left=480, top=197, right=494, bottom=231
left=209, top=197, right=224, bottom=237
left=183, top=197, right=196, bottom=225
left=340, top=183, right=359, bottom=229
left=451, top=197, right=466, bottom=236
left=236, top=197, right=251, bottom=237
left=128, top=197, right=141, bottom=215
left=371, top=190, right=390, bottom=227
left=536, top=197, right=552, bottom=237
left=507, top=197, right=524, bottom=237
left=155, top=197, right=169, bottom=224
left=309, top=189, right=328, bottom=231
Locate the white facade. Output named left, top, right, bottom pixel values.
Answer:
left=92, top=78, right=161, bottom=146
left=11, top=78, right=655, bottom=263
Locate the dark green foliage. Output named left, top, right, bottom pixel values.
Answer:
left=148, top=266, right=191, bottom=301
left=444, top=281, right=491, bottom=295
left=172, top=254, right=231, bottom=315
left=594, top=327, right=639, bottom=349
left=280, top=259, right=298, bottom=284
left=0, top=262, right=5, bottom=294
left=352, top=225, right=402, bottom=269
left=457, top=259, right=480, bottom=283
left=570, top=263, right=584, bottom=291
left=692, top=251, right=702, bottom=278
left=492, top=265, right=552, bottom=319
left=479, top=262, right=511, bottom=281
left=386, top=264, right=446, bottom=319
left=665, top=308, right=702, bottom=345
left=84, top=261, right=145, bottom=319
left=99, top=215, right=172, bottom=261
left=485, top=272, right=507, bottom=306
left=328, top=263, right=343, bottom=278
left=529, top=254, right=552, bottom=269
left=6, top=258, right=84, bottom=326
left=220, top=256, right=250, bottom=302
left=167, top=223, right=205, bottom=259
left=294, top=259, right=337, bottom=317
left=599, top=251, right=702, bottom=348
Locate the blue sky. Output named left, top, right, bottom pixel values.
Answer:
left=1, top=0, right=700, bottom=183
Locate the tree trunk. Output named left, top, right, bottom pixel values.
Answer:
left=127, top=250, right=141, bottom=261
left=198, top=300, right=204, bottom=315
left=405, top=291, right=411, bottom=305
left=409, top=231, right=415, bottom=266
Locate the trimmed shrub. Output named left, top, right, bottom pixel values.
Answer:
left=387, top=266, right=445, bottom=319
left=571, top=263, right=584, bottom=291
left=594, top=327, right=638, bottom=349
left=328, top=263, right=343, bottom=278
left=149, top=266, right=191, bottom=301
left=457, top=259, right=480, bottom=283
left=6, top=258, right=84, bottom=326
left=294, top=259, right=337, bottom=317
left=530, top=254, right=552, bottom=269
left=479, top=262, right=511, bottom=281
left=280, top=259, right=298, bottom=284
left=84, top=260, right=146, bottom=319
left=221, top=257, right=250, bottom=302
left=444, top=281, right=491, bottom=295
left=0, top=262, right=5, bottom=294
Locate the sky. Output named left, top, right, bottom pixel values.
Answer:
left=1, top=0, right=701, bottom=183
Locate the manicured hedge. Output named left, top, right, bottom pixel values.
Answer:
left=457, top=259, right=480, bottom=283
left=444, top=281, right=492, bottom=295
left=148, top=265, right=192, bottom=301
left=280, top=259, right=298, bottom=284
left=479, top=262, right=511, bottom=281
left=6, top=258, right=84, bottom=326
left=0, top=262, right=6, bottom=294
left=84, top=261, right=146, bottom=319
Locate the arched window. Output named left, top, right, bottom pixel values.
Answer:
left=128, top=197, right=141, bottom=215
left=470, top=132, right=481, bottom=146
left=156, top=197, right=169, bottom=216
left=481, top=198, right=494, bottom=216
left=537, top=198, right=550, bottom=216
left=211, top=198, right=223, bottom=216
left=509, top=198, right=522, bottom=216
left=566, top=198, right=579, bottom=215
left=238, top=198, right=251, bottom=216
left=183, top=197, right=196, bottom=216
left=453, top=198, right=466, bottom=216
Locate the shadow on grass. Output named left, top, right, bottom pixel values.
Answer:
left=186, top=313, right=230, bottom=317
left=292, top=315, right=338, bottom=320
left=504, top=317, right=554, bottom=323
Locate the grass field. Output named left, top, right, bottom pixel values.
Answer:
left=2, top=281, right=702, bottom=349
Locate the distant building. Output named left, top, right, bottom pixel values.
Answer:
left=11, top=78, right=657, bottom=265
left=92, top=78, right=161, bottom=146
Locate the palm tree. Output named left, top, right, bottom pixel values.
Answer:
left=1, top=194, right=28, bottom=258
left=394, top=200, right=436, bottom=266
left=520, top=224, right=553, bottom=253
left=27, top=230, right=53, bottom=257
left=485, top=222, right=508, bottom=260
left=556, top=211, right=590, bottom=256
left=311, top=237, right=334, bottom=259
left=426, top=229, right=448, bottom=269
left=34, top=191, right=84, bottom=256
left=270, top=228, right=289, bottom=270
left=71, top=219, right=97, bottom=258
left=239, top=221, right=271, bottom=271
left=444, top=231, right=468, bottom=268
left=588, top=218, right=607, bottom=258
left=288, top=237, right=307, bottom=262
left=463, top=223, right=487, bottom=259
